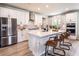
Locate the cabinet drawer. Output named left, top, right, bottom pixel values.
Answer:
left=1, top=37, right=8, bottom=47
left=11, top=36, right=17, bottom=44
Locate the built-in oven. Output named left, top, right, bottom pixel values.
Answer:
left=67, top=23, right=75, bottom=27
left=66, top=23, right=75, bottom=35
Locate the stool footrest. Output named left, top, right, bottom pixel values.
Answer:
left=59, top=44, right=70, bottom=50
left=64, top=42, right=72, bottom=46
left=53, top=47, right=66, bottom=56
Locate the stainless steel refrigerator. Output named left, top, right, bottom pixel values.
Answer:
left=0, top=17, right=17, bottom=47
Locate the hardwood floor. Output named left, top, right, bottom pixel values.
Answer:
left=0, top=41, right=33, bottom=56
left=0, top=39, right=79, bottom=56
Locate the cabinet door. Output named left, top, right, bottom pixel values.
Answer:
left=11, top=18, right=17, bottom=44
left=11, top=36, right=17, bottom=44
left=66, top=12, right=77, bottom=23
left=0, top=7, right=9, bottom=17
left=11, top=18, right=17, bottom=35
left=35, top=14, right=42, bottom=26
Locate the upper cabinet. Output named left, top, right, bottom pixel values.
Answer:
left=16, top=10, right=29, bottom=25
left=0, top=7, right=17, bottom=17
left=65, top=12, right=77, bottom=23
left=0, top=7, right=29, bottom=25
left=0, top=7, right=9, bottom=17
left=34, top=14, right=42, bottom=27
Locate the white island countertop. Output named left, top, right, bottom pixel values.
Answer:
left=28, top=29, right=65, bottom=38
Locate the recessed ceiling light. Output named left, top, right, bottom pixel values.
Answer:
left=38, top=8, right=40, bottom=10
left=46, top=5, right=49, bottom=8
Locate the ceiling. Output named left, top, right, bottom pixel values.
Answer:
left=8, top=3, right=79, bottom=15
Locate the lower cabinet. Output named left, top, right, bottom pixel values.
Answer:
left=11, top=36, right=17, bottom=44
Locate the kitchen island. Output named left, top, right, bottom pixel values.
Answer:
left=28, top=30, right=65, bottom=56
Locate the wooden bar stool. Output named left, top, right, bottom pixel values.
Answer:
left=45, top=37, right=65, bottom=56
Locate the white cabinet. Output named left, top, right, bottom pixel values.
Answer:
left=65, top=12, right=77, bottom=23
left=0, top=7, right=18, bottom=18
left=0, top=7, right=29, bottom=24
left=0, top=7, right=9, bottom=17
left=16, top=10, right=29, bottom=25
left=0, top=7, right=29, bottom=42
left=15, top=10, right=29, bottom=42
left=34, top=14, right=42, bottom=27
left=65, top=12, right=78, bottom=40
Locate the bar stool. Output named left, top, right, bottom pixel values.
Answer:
left=45, top=37, right=65, bottom=56
left=58, top=34, right=71, bottom=50
left=63, top=32, right=72, bottom=46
